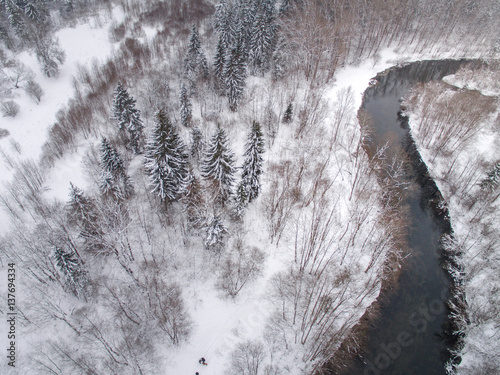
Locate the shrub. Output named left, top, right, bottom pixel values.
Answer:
left=1, top=100, right=20, bottom=117
left=217, top=239, right=265, bottom=297
left=24, top=80, right=44, bottom=103
left=109, top=21, right=126, bottom=42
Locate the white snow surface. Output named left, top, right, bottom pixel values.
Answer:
left=0, top=16, right=116, bottom=234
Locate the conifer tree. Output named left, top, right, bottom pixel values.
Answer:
left=204, top=215, right=227, bottom=252
left=67, top=183, right=108, bottom=255
left=239, top=121, right=265, bottom=203
left=54, top=246, right=88, bottom=298
left=201, top=126, right=236, bottom=203
left=99, top=138, right=134, bottom=201
left=112, top=83, right=144, bottom=153
left=180, top=83, right=192, bottom=127
left=5, top=0, right=24, bottom=36
left=224, top=39, right=247, bottom=111
left=233, top=182, right=248, bottom=218
left=24, top=1, right=39, bottom=21
left=214, top=0, right=233, bottom=48
left=283, top=103, right=293, bottom=123
left=272, top=35, right=287, bottom=80
left=248, top=0, right=277, bottom=75
left=144, top=110, right=188, bottom=202
left=213, top=36, right=227, bottom=93
left=190, top=126, right=204, bottom=162
left=480, top=161, right=500, bottom=192
left=182, top=170, right=205, bottom=228
left=185, top=25, right=209, bottom=86
left=112, top=83, right=128, bottom=125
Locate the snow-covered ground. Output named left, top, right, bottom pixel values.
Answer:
left=404, top=66, right=500, bottom=374
left=0, top=4, right=496, bottom=374
left=0, top=7, right=127, bottom=234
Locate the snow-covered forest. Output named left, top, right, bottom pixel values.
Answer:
left=0, top=0, right=498, bottom=374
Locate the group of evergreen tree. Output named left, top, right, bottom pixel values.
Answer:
left=112, top=83, right=144, bottom=153
left=200, top=121, right=265, bottom=212
left=213, top=0, right=279, bottom=111
left=1, top=0, right=48, bottom=38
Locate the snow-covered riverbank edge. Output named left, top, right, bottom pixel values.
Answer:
left=403, top=64, right=500, bottom=374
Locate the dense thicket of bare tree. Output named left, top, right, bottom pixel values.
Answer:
left=281, top=0, right=500, bottom=85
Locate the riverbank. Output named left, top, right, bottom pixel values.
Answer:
left=402, top=62, right=500, bottom=374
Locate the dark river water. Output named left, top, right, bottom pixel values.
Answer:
left=335, top=60, right=480, bottom=375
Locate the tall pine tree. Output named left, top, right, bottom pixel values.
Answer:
left=54, top=246, right=88, bottom=299
left=249, top=1, right=276, bottom=75
left=180, top=83, right=192, bottom=127
left=182, top=170, right=205, bottom=229
left=190, top=126, right=204, bottom=162
left=480, top=161, right=500, bottom=192
left=112, top=83, right=144, bottom=153
left=239, top=120, right=265, bottom=203
left=224, top=38, right=247, bottom=111
left=144, top=110, right=188, bottom=202
left=99, top=138, right=134, bottom=201
left=213, top=35, right=227, bottom=94
left=201, top=126, right=236, bottom=203
left=67, top=183, right=109, bottom=255
left=185, top=24, right=209, bottom=87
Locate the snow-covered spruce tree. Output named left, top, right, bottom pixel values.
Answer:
left=238, top=120, right=265, bottom=204
left=204, top=215, right=227, bottom=252
left=54, top=245, right=88, bottom=299
left=233, top=182, right=248, bottom=219
left=182, top=170, right=205, bottom=229
left=112, top=83, right=144, bottom=153
left=144, top=110, right=188, bottom=202
left=272, top=38, right=286, bottom=80
left=282, top=102, right=293, bottom=123
left=248, top=0, right=277, bottom=75
left=180, top=83, right=192, bottom=128
left=480, top=161, right=500, bottom=192
left=213, top=35, right=227, bottom=94
left=214, top=0, right=233, bottom=48
left=67, top=183, right=110, bottom=256
left=184, top=24, right=209, bottom=88
left=99, top=138, right=134, bottom=201
left=235, top=0, right=253, bottom=57
left=201, top=126, right=236, bottom=204
left=24, top=0, right=48, bottom=23
left=4, top=0, right=25, bottom=36
left=190, top=126, right=204, bottom=162
left=112, top=83, right=128, bottom=123
left=224, top=38, right=247, bottom=111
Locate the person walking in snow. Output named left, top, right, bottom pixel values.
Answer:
left=199, top=357, right=207, bottom=365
